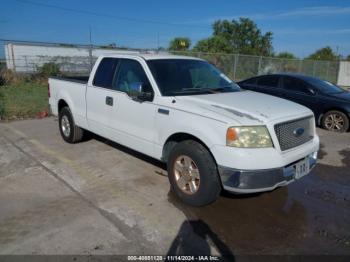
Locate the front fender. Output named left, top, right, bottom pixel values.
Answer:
left=155, top=107, right=228, bottom=161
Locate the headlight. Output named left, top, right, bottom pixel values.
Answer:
left=226, top=126, right=273, bottom=148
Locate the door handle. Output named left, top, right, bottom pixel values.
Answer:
left=105, top=96, right=113, bottom=106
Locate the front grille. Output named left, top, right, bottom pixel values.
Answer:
left=274, top=116, right=314, bottom=151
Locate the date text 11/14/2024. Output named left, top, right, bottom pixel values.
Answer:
left=127, top=255, right=220, bottom=261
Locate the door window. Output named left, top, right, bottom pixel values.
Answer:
left=257, top=76, right=280, bottom=88
left=283, top=77, right=310, bottom=94
left=93, top=58, right=119, bottom=88
left=114, top=59, right=153, bottom=95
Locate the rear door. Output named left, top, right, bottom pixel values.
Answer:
left=255, top=75, right=283, bottom=97
left=281, top=76, right=319, bottom=113
left=86, top=57, right=119, bottom=136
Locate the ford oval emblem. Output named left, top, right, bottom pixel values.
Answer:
left=293, top=127, right=305, bottom=137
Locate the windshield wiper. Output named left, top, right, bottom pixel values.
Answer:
left=182, top=88, right=219, bottom=93
left=170, top=86, right=236, bottom=95
left=171, top=88, right=216, bottom=95
left=210, top=87, right=229, bottom=92
left=182, top=86, right=233, bottom=93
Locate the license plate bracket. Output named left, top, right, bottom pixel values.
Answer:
left=294, top=157, right=310, bottom=179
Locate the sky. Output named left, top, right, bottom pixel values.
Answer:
left=0, top=0, right=350, bottom=58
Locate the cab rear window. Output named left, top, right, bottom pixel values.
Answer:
left=93, top=58, right=119, bottom=88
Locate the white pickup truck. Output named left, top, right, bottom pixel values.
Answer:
left=49, top=54, right=319, bottom=206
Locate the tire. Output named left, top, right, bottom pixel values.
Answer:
left=322, top=110, right=349, bottom=133
left=58, top=106, right=84, bottom=143
left=167, top=140, right=221, bottom=206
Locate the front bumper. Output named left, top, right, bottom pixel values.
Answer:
left=219, top=152, right=317, bottom=193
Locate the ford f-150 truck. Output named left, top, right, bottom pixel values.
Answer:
left=49, top=54, right=319, bottom=206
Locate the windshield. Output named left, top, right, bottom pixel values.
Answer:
left=147, top=59, right=240, bottom=96
left=306, top=78, right=344, bottom=94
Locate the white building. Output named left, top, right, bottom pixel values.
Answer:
left=4, top=42, right=141, bottom=73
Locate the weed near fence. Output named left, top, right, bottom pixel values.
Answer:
left=0, top=82, right=49, bottom=120
left=0, top=62, right=61, bottom=120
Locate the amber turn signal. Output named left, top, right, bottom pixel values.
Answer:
left=226, top=127, right=238, bottom=142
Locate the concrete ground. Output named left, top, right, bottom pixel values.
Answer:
left=0, top=118, right=350, bottom=258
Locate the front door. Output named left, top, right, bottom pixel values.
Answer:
left=109, top=58, right=157, bottom=157
left=281, top=76, right=319, bottom=114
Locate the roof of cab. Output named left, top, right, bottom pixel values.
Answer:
left=99, top=53, right=203, bottom=61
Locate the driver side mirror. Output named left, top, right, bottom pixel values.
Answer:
left=128, top=82, right=153, bottom=102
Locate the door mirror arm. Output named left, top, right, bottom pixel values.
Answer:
left=128, top=82, right=153, bottom=102
left=307, top=88, right=316, bottom=95
left=130, top=92, right=153, bottom=103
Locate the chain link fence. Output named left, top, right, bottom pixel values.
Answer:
left=1, top=40, right=340, bottom=83
left=171, top=51, right=340, bottom=83
left=5, top=55, right=94, bottom=75
left=1, top=39, right=141, bottom=75
left=0, top=59, right=6, bottom=70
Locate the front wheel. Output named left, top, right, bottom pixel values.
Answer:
left=167, top=140, right=221, bottom=206
left=322, top=110, right=349, bottom=132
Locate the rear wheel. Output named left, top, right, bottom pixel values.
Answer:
left=59, top=106, right=84, bottom=143
left=167, top=140, right=221, bottom=206
left=322, top=110, right=349, bottom=133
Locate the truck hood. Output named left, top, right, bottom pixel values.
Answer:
left=174, top=91, right=312, bottom=125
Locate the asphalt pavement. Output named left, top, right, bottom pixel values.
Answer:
left=0, top=118, right=349, bottom=259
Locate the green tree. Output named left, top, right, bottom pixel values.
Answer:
left=346, top=55, right=350, bottom=61
left=37, top=63, right=60, bottom=77
left=275, top=52, right=297, bottom=59
left=168, top=37, right=191, bottom=51
left=307, top=46, right=338, bottom=61
left=193, top=18, right=273, bottom=56
left=192, top=36, right=231, bottom=53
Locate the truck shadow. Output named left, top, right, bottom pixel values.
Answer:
left=86, top=132, right=167, bottom=172
left=168, top=187, right=308, bottom=255
left=165, top=219, right=235, bottom=261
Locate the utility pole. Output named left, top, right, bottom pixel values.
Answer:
left=89, top=25, right=93, bottom=72
left=89, top=25, right=92, bottom=46
left=157, top=32, right=160, bottom=53
left=336, top=46, right=340, bottom=60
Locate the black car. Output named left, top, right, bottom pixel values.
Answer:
left=238, top=74, right=350, bottom=132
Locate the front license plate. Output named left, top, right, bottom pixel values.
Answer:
left=294, top=158, right=310, bottom=179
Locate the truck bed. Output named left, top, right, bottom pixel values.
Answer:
left=50, top=76, right=89, bottom=84
left=48, top=76, right=88, bottom=127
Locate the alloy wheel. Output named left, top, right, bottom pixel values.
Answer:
left=173, top=155, right=200, bottom=194
left=324, top=113, right=345, bottom=131
left=61, top=115, right=71, bottom=137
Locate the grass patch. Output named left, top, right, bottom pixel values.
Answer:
left=0, top=83, right=49, bottom=120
